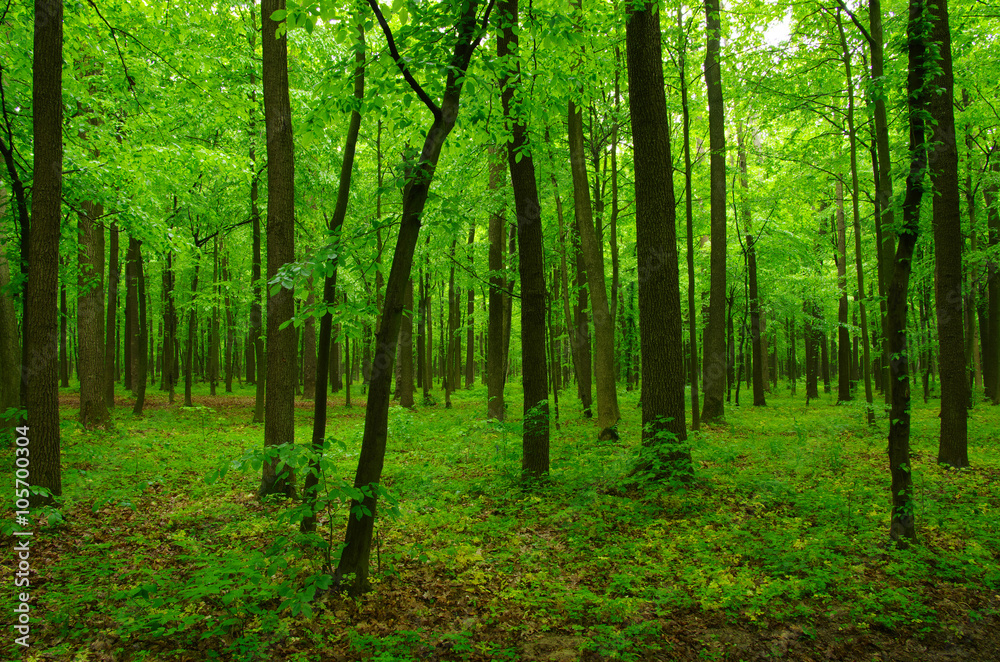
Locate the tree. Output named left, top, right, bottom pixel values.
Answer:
left=0, top=190, right=20, bottom=440
left=885, top=0, right=932, bottom=545
left=487, top=148, right=506, bottom=420
left=498, top=0, right=550, bottom=478
left=700, top=0, right=727, bottom=424
left=26, top=0, right=64, bottom=504
left=260, top=0, right=297, bottom=498
left=625, top=0, right=690, bottom=479
left=334, top=0, right=494, bottom=594
left=928, top=0, right=968, bottom=468
left=130, top=238, right=148, bottom=415
left=77, top=202, right=110, bottom=428
left=568, top=0, right=620, bottom=441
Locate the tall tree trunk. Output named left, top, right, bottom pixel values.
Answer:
left=835, top=180, right=852, bottom=402
left=184, top=262, right=199, bottom=407
left=985, top=161, right=999, bottom=404
left=870, top=0, right=896, bottom=406
left=132, top=239, right=148, bottom=415
left=163, top=253, right=177, bottom=404
left=498, top=0, right=550, bottom=477
left=250, top=82, right=266, bottom=423
left=678, top=3, right=699, bottom=431
left=78, top=201, right=109, bottom=427
left=465, top=228, right=475, bottom=389
left=401, top=277, right=415, bottom=408
left=104, top=222, right=120, bottom=406
left=885, top=0, right=929, bottom=544
left=487, top=149, right=506, bottom=419
left=567, top=14, right=620, bottom=439
left=209, top=237, right=220, bottom=396
left=626, top=0, right=691, bottom=479
left=259, top=0, right=298, bottom=498
left=701, top=0, right=727, bottom=423
left=302, top=279, right=317, bottom=400
left=27, top=0, right=65, bottom=504
left=335, top=0, right=488, bottom=593
left=837, top=11, right=875, bottom=425
left=223, top=253, right=235, bottom=393
left=60, top=271, right=69, bottom=387
left=925, top=0, right=968, bottom=466
left=0, top=194, right=22, bottom=440
left=445, top=240, right=457, bottom=408
left=748, top=234, right=766, bottom=407
left=573, top=232, right=592, bottom=416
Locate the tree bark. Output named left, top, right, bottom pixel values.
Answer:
left=626, top=0, right=691, bottom=479
left=835, top=180, right=852, bottom=402
left=0, top=193, right=21, bottom=440
left=259, top=0, right=298, bottom=498
left=60, top=272, right=69, bottom=387
left=678, top=3, right=699, bottom=431
left=927, top=0, right=968, bottom=467
left=131, top=239, right=148, bottom=415
left=302, top=279, right=317, bottom=400
left=335, top=0, right=488, bottom=593
left=701, top=0, right=727, bottom=423
left=465, top=228, right=475, bottom=389
left=498, top=0, right=550, bottom=478
left=27, top=0, right=64, bottom=504
left=184, top=261, right=199, bottom=407
left=401, top=278, right=415, bottom=408
left=78, top=202, right=109, bottom=427
left=985, top=161, right=999, bottom=404
left=487, top=148, right=506, bottom=419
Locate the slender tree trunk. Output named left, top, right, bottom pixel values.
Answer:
left=0, top=195, right=22, bottom=440
left=27, top=0, right=65, bottom=504
left=985, top=162, right=999, bottom=404
left=302, top=279, right=317, bottom=400
left=445, top=240, right=457, bottom=408
left=209, top=237, right=220, bottom=396
left=498, top=0, right=550, bottom=477
left=678, top=3, right=699, bottom=431
left=335, top=0, right=487, bottom=593
left=927, top=0, right=968, bottom=467
left=885, top=0, right=928, bottom=544
left=78, top=201, right=109, bottom=427
left=60, top=272, right=69, bottom=387
left=626, top=0, right=691, bottom=478
left=105, top=222, right=119, bottom=406
left=163, top=253, right=177, bottom=404
left=132, top=239, right=148, bottom=415
left=835, top=180, right=852, bottom=402
left=748, top=234, right=766, bottom=407
left=465, top=228, right=475, bottom=389
left=837, top=11, right=875, bottom=424
left=184, top=263, right=199, bottom=407
left=401, top=277, right=415, bottom=408
left=701, top=0, right=727, bottom=423
left=487, top=148, right=506, bottom=419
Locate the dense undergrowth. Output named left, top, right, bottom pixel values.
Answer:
left=3, top=380, right=999, bottom=661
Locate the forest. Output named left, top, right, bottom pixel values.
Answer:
left=2, top=0, right=999, bottom=659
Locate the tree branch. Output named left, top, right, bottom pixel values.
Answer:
left=366, top=0, right=441, bottom=120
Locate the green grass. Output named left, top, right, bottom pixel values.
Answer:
left=3, top=379, right=999, bottom=661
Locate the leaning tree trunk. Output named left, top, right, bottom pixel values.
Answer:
left=78, top=201, right=110, bottom=428
left=700, top=0, right=727, bottom=423
left=928, top=0, right=968, bottom=468
left=27, top=0, right=65, bottom=504
left=626, top=0, right=691, bottom=479
left=334, top=0, right=489, bottom=594
left=885, top=0, right=930, bottom=545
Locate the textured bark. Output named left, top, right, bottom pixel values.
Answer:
left=260, top=0, right=297, bottom=498
left=569, top=93, right=620, bottom=438
left=700, top=0, right=727, bottom=423
left=487, top=149, right=506, bottom=420
left=26, top=0, right=64, bottom=503
left=678, top=3, right=699, bottom=431
left=885, top=0, right=929, bottom=545
left=928, top=0, right=968, bottom=467
left=77, top=202, right=109, bottom=428
left=498, top=0, right=550, bottom=478
left=626, top=0, right=690, bottom=478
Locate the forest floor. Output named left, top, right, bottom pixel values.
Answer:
left=2, top=380, right=999, bottom=662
